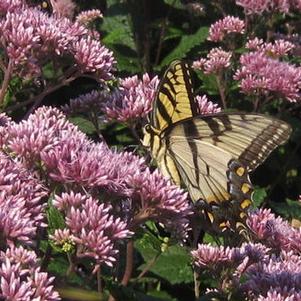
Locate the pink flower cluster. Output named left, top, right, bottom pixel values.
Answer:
left=52, top=192, right=132, bottom=270
left=193, top=48, right=232, bottom=74
left=234, top=51, right=301, bottom=102
left=0, top=0, right=115, bottom=80
left=0, top=246, right=60, bottom=300
left=1, top=106, right=191, bottom=240
left=208, top=16, right=245, bottom=42
left=76, top=9, right=103, bottom=25
left=62, top=90, right=107, bottom=115
left=102, top=73, right=159, bottom=123
left=0, top=152, right=48, bottom=244
left=246, top=38, right=295, bottom=57
left=236, top=0, right=301, bottom=14
left=192, top=209, right=301, bottom=300
left=247, top=208, right=301, bottom=253
left=196, top=95, right=221, bottom=114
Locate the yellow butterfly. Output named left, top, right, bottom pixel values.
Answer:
left=143, top=60, right=291, bottom=230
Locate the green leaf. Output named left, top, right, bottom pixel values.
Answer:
left=136, top=235, right=193, bottom=285
left=160, top=26, right=209, bottom=67
left=47, top=202, right=65, bottom=234
left=271, top=198, right=301, bottom=219
left=69, top=117, right=96, bottom=135
left=102, top=1, right=136, bottom=51
left=163, top=0, right=185, bottom=10
left=252, top=187, right=267, bottom=207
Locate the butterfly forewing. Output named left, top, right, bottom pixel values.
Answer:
left=151, top=60, right=198, bottom=131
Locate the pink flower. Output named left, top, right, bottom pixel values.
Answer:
left=196, top=95, right=221, bottom=114
left=73, top=36, right=115, bottom=78
left=236, top=0, right=292, bottom=14
left=53, top=192, right=132, bottom=270
left=62, top=90, right=107, bottom=115
left=76, top=9, right=103, bottom=25
left=7, top=106, right=86, bottom=164
left=0, top=4, right=114, bottom=80
left=191, top=244, right=232, bottom=268
left=208, top=16, right=245, bottom=42
left=246, top=38, right=295, bottom=57
left=0, top=246, right=60, bottom=300
left=193, top=48, right=232, bottom=74
left=102, top=73, right=159, bottom=123
left=234, top=51, right=301, bottom=102
left=50, top=0, right=76, bottom=19
left=247, top=209, right=301, bottom=253
left=0, top=152, right=48, bottom=244
left=128, top=168, right=192, bottom=237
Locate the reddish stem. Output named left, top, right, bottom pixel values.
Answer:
left=0, top=60, right=13, bottom=106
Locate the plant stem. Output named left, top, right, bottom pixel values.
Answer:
left=24, top=72, right=80, bottom=117
left=0, top=60, right=13, bottom=106
left=97, top=267, right=103, bottom=294
left=121, top=240, right=134, bottom=286
left=216, top=74, right=227, bottom=109
left=137, top=252, right=160, bottom=280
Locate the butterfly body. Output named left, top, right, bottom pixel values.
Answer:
left=143, top=60, right=291, bottom=230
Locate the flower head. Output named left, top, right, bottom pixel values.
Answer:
left=191, top=244, right=232, bottom=268
left=193, top=48, right=232, bottom=74
left=53, top=192, right=132, bottom=270
left=0, top=246, right=60, bottom=300
left=234, top=51, right=301, bottom=102
left=208, top=16, right=245, bottom=42
left=196, top=95, right=221, bottom=114
left=102, top=73, right=159, bottom=123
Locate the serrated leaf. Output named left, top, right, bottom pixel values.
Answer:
left=101, top=1, right=136, bottom=51
left=47, top=203, right=65, bottom=234
left=69, top=117, right=96, bottom=135
left=160, top=26, right=209, bottom=67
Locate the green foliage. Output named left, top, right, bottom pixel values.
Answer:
left=159, top=26, right=209, bottom=68
left=136, top=233, right=193, bottom=285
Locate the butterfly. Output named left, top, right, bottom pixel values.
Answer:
left=143, top=60, right=292, bottom=231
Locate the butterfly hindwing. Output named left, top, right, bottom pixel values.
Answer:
left=151, top=60, right=199, bottom=131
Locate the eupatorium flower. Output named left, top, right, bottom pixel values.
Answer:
left=0, top=152, right=47, bottom=244
left=191, top=244, right=232, bottom=268
left=102, top=73, right=159, bottom=123
left=234, top=51, right=301, bottom=102
left=7, top=106, right=86, bottom=163
left=76, top=9, right=103, bottom=25
left=247, top=209, right=301, bottom=253
left=50, top=0, right=76, bottom=19
left=193, top=48, right=232, bottom=74
left=128, top=168, right=192, bottom=237
left=0, top=3, right=115, bottom=80
left=62, top=90, right=107, bottom=115
left=0, top=246, right=60, bottom=300
left=246, top=38, right=295, bottom=57
left=242, top=251, right=301, bottom=300
left=73, top=36, right=115, bottom=78
left=196, top=95, right=221, bottom=114
left=208, top=16, right=245, bottom=42
left=53, top=192, right=132, bottom=270
left=235, top=0, right=296, bottom=14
